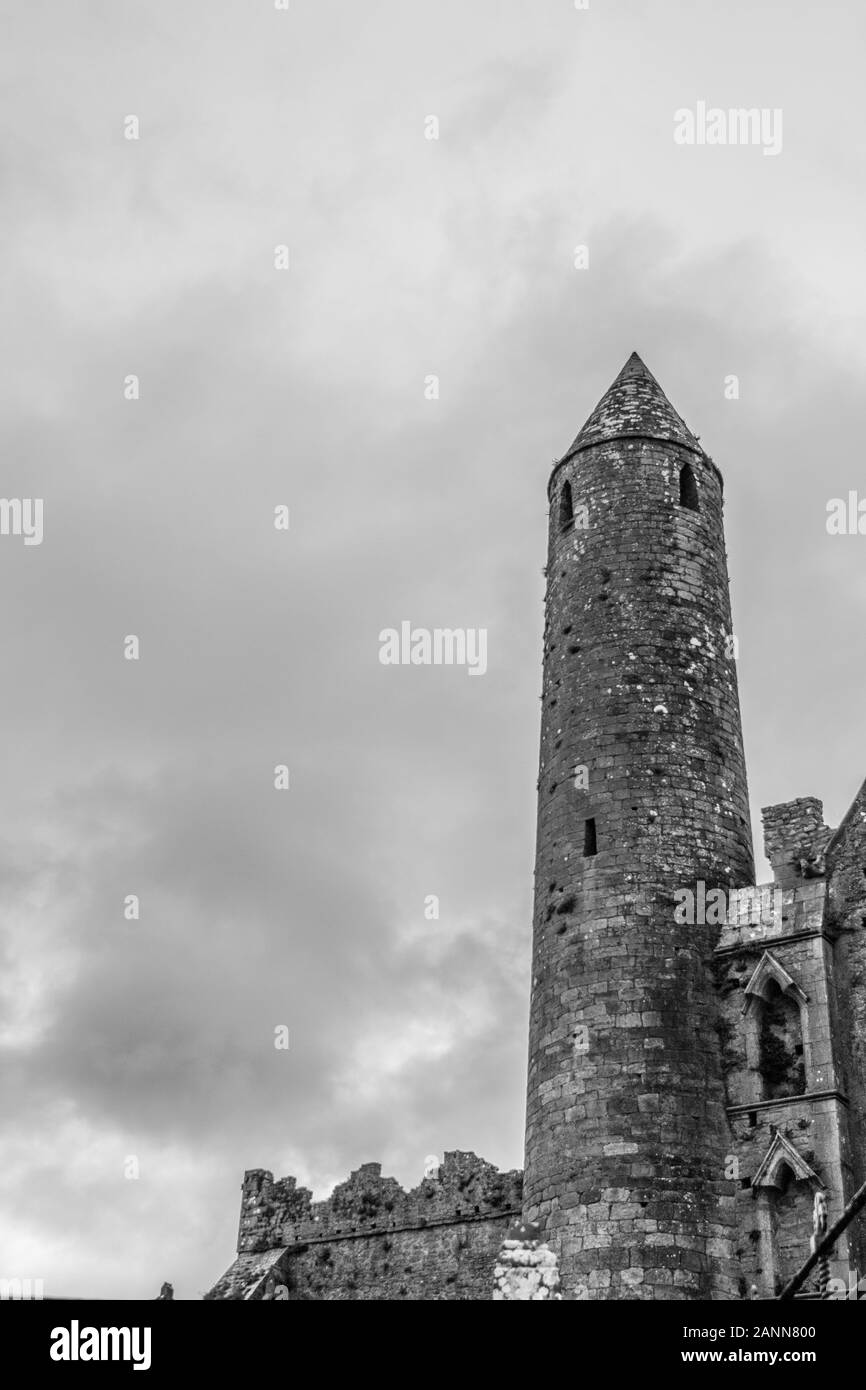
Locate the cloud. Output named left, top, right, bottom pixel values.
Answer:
left=1, top=0, right=864, bottom=1296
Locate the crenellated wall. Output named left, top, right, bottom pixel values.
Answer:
left=206, top=1152, right=523, bottom=1300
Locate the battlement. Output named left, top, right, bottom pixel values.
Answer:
left=237, top=1151, right=523, bottom=1254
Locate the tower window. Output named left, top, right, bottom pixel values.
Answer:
left=679, top=462, right=699, bottom=511
left=559, top=481, right=574, bottom=531
left=583, top=818, right=597, bottom=857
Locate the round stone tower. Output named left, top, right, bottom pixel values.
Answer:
left=523, top=352, right=755, bottom=1300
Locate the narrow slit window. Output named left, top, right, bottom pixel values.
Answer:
left=679, top=462, right=699, bottom=511
left=583, top=818, right=597, bottom=857
left=559, top=480, right=574, bottom=531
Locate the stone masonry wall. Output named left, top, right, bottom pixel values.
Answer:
left=715, top=882, right=837, bottom=1107
left=762, top=798, right=832, bottom=887
left=715, top=881, right=853, bottom=1295
left=726, top=1098, right=850, bottom=1296
left=524, top=416, right=755, bottom=1299
left=207, top=1152, right=522, bottom=1300
left=260, top=1216, right=512, bottom=1301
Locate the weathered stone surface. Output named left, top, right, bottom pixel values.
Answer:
left=524, top=352, right=754, bottom=1300
left=493, top=1236, right=562, bottom=1300
left=713, top=788, right=866, bottom=1296
left=206, top=1151, right=522, bottom=1300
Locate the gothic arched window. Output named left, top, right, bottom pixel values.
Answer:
left=679, top=462, right=699, bottom=512
left=758, top=980, right=806, bottom=1100
left=770, top=1163, right=814, bottom=1294
left=752, top=1133, right=824, bottom=1298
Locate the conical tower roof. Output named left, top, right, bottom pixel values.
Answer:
left=559, top=352, right=703, bottom=464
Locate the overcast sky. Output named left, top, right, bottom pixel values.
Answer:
left=1, top=0, right=864, bottom=1298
